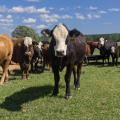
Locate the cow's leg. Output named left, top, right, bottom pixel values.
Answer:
left=52, top=65, right=60, bottom=96
left=0, top=60, right=10, bottom=85
left=26, top=68, right=29, bottom=79
left=102, top=58, right=104, bottom=66
left=73, top=66, right=77, bottom=87
left=35, top=60, right=38, bottom=72
left=20, top=63, right=26, bottom=80
left=30, top=59, right=34, bottom=72
left=108, top=55, right=110, bottom=65
left=75, top=63, right=82, bottom=89
left=65, top=65, right=73, bottom=99
left=116, top=56, right=118, bottom=66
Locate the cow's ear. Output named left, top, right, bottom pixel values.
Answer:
left=41, top=29, right=52, bottom=37
left=69, top=29, right=84, bottom=37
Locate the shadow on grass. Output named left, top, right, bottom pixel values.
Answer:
left=0, top=85, right=53, bottom=111
left=85, top=61, right=120, bottom=68
left=8, top=69, right=22, bottom=80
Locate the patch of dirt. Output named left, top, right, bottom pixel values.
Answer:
left=0, top=64, right=20, bottom=71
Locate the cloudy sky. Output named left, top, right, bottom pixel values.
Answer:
left=0, top=0, right=120, bottom=35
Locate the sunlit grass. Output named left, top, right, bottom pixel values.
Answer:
left=0, top=65, right=120, bottom=120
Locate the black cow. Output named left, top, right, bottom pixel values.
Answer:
left=98, top=37, right=118, bottom=65
left=31, top=41, right=42, bottom=72
left=42, top=24, right=86, bottom=99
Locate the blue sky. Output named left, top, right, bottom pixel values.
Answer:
left=0, top=0, right=120, bottom=35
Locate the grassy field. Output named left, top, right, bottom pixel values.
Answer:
left=0, top=64, right=120, bottom=120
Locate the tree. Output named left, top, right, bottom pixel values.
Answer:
left=12, top=26, right=41, bottom=41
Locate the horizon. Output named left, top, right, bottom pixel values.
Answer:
left=0, top=0, right=120, bottom=36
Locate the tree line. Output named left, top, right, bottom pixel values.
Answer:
left=12, top=25, right=120, bottom=42
left=86, top=33, right=120, bottom=42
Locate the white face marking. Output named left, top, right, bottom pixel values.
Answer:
left=37, top=41, right=43, bottom=50
left=24, top=37, right=32, bottom=47
left=53, top=24, right=68, bottom=56
left=99, top=37, right=105, bottom=46
left=111, top=46, right=115, bottom=53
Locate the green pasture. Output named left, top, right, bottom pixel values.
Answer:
left=0, top=64, right=120, bottom=120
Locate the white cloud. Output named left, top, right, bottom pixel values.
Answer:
left=108, top=8, right=120, bottom=12
left=36, top=24, right=47, bottom=29
left=6, top=15, right=12, bottom=19
left=0, top=15, right=13, bottom=24
left=75, top=13, right=86, bottom=20
left=40, top=14, right=60, bottom=23
left=93, top=14, right=101, bottom=19
left=99, top=10, right=107, bottom=14
left=87, top=14, right=92, bottom=19
left=9, top=6, right=50, bottom=14
left=49, top=7, right=54, bottom=10
left=0, top=19, right=13, bottom=23
left=61, top=15, right=72, bottom=19
left=9, top=6, right=24, bottom=13
left=37, top=7, right=50, bottom=14
left=23, top=18, right=36, bottom=24
left=89, top=6, right=98, bottom=10
left=59, top=8, right=65, bottom=11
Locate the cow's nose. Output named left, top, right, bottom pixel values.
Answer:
left=56, top=50, right=64, bottom=57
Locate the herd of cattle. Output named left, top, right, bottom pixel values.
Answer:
left=0, top=23, right=120, bottom=99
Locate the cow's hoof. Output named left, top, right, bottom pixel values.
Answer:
left=65, top=95, right=72, bottom=100
left=75, top=87, right=80, bottom=90
left=52, top=92, right=58, bottom=96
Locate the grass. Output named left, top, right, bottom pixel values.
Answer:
left=0, top=64, right=120, bottom=120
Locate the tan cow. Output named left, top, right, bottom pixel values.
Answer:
left=0, top=34, right=13, bottom=85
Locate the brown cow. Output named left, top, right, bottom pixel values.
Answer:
left=12, top=37, right=34, bottom=79
left=41, top=41, right=51, bottom=72
left=0, top=34, right=13, bottom=85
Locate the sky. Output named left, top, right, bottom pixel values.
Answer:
left=0, top=0, right=120, bottom=36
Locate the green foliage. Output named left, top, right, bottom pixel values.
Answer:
left=12, top=26, right=41, bottom=42
left=86, top=33, right=120, bottom=42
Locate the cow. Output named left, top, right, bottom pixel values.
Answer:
left=42, top=24, right=86, bottom=99
left=86, top=41, right=99, bottom=55
left=98, top=37, right=118, bottom=65
left=0, top=34, right=13, bottom=85
left=84, top=41, right=99, bottom=64
left=12, top=37, right=34, bottom=79
left=30, top=41, right=42, bottom=72
left=110, top=45, right=119, bottom=66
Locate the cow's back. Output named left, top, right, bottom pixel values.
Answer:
left=0, top=34, right=13, bottom=63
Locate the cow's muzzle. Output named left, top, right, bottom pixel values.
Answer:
left=56, top=50, right=65, bottom=57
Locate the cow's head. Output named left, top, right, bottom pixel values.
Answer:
left=23, top=37, right=34, bottom=62
left=41, top=24, right=69, bottom=57
left=111, top=46, right=116, bottom=53
left=98, top=37, right=105, bottom=48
